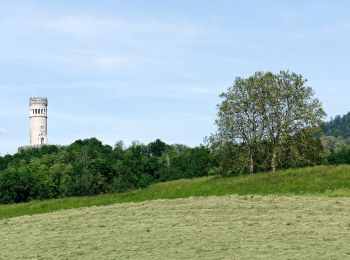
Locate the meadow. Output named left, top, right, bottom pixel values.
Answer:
left=1, top=165, right=350, bottom=220
left=1, top=195, right=350, bottom=259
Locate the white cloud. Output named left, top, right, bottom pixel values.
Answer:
left=0, top=81, right=221, bottom=98
left=0, top=128, right=7, bottom=135
left=39, top=16, right=144, bottom=38
left=288, top=21, right=350, bottom=41
left=165, top=84, right=219, bottom=95
left=44, top=17, right=111, bottom=36
left=32, top=15, right=213, bottom=41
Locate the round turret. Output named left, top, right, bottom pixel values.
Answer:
left=29, top=97, right=48, bottom=146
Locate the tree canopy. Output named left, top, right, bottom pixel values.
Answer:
left=0, top=138, right=215, bottom=204
left=211, top=71, right=326, bottom=173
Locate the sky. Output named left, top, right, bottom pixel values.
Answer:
left=1, top=0, right=350, bottom=155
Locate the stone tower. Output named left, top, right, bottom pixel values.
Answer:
left=29, top=97, right=48, bottom=146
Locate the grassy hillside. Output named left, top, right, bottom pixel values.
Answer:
left=2, top=195, right=350, bottom=259
left=2, top=165, right=350, bottom=220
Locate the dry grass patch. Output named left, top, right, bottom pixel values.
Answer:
left=1, top=195, right=350, bottom=259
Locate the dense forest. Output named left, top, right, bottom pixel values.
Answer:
left=0, top=139, right=215, bottom=204
left=322, top=112, right=350, bottom=138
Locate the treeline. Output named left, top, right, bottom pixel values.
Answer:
left=0, top=135, right=346, bottom=204
left=322, top=112, right=350, bottom=138
left=0, top=138, right=215, bottom=204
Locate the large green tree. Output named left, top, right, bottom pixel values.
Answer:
left=214, top=71, right=325, bottom=173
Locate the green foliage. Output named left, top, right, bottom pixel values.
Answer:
left=321, top=136, right=350, bottom=165
left=321, top=136, right=350, bottom=154
left=147, top=139, right=168, bottom=157
left=212, top=71, right=325, bottom=174
left=320, top=114, right=350, bottom=164
left=278, top=128, right=326, bottom=168
left=2, top=165, right=350, bottom=220
left=0, top=166, right=36, bottom=204
left=322, top=112, right=350, bottom=138
left=159, top=146, right=213, bottom=180
left=0, top=138, right=214, bottom=204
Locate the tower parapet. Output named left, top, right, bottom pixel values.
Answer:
left=29, top=97, right=48, bottom=106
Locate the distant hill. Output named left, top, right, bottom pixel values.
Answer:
left=322, top=112, right=350, bottom=138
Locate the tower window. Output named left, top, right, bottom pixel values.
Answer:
left=35, top=109, right=37, bottom=114
left=41, top=109, right=43, bottom=114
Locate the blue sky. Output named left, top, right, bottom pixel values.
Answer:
left=1, top=0, right=350, bottom=154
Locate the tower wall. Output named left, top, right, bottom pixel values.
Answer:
left=29, top=97, right=48, bottom=146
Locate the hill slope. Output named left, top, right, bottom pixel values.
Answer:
left=1, top=195, right=350, bottom=259
left=2, top=165, right=350, bottom=220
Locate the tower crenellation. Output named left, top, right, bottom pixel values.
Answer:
left=29, top=97, right=48, bottom=105
left=29, top=97, right=48, bottom=146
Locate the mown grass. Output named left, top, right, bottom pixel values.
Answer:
left=2, top=195, right=350, bottom=259
left=1, top=164, right=350, bottom=220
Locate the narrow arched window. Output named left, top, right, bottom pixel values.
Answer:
left=35, top=109, right=37, bottom=114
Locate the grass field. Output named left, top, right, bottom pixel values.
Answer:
left=2, top=165, right=350, bottom=220
left=1, top=195, right=350, bottom=259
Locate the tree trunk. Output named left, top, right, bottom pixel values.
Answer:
left=271, top=150, right=277, bottom=173
left=249, top=154, right=254, bottom=174
left=166, top=155, right=170, bottom=168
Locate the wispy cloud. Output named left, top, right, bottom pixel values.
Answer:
left=0, top=128, right=8, bottom=135
left=0, top=81, right=222, bottom=98
left=288, top=21, right=350, bottom=41
left=0, top=12, right=218, bottom=75
left=31, top=15, right=213, bottom=41
left=42, top=16, right=118, bottom=37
